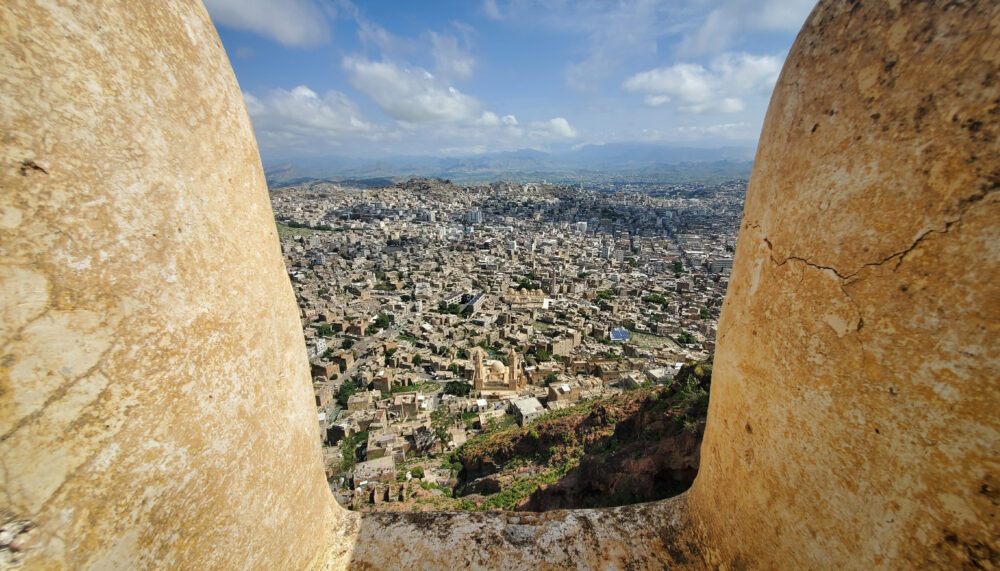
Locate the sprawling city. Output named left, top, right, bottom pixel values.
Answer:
left=272, top=177, right=743, bottom=511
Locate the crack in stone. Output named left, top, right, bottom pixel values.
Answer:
left=34, top=370, right=133, bottom=517
left=0, top=340, right=117, bottom=444
left=757, top=187, right=997, bottom=387
left=0, top=306, right=53, bottom=355
left=763, top=186, right=996, bottom=281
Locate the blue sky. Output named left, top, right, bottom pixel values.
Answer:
left=204, top=0, right=817, bottom=162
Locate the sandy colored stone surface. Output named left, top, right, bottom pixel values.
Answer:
left=350, top=496, right=702, bottom=570
left=0, top=1, right=351, bottom=568
left=692, top=1, right=1000, bottom=568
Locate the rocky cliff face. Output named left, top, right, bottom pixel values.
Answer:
left=520, top=365, right=711, bottom=512
left=449, top=383, right=707, bottom=512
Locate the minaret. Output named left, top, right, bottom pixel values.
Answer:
left=472, top=347, right=486, bottom=391
left=507, top=348, right=523, bottom=390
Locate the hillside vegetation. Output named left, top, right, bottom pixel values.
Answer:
left=448, top=357, right=713, bottom=511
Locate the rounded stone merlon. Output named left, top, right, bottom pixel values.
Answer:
left=1, top=1, right=349, bottom=568
left=692, top=0, right=1000, bottom=568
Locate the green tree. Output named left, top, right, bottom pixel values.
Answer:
left=336, top=381, right=359, bottom=407
left=676, top=332, right=696, bottom=345
left=642, top=294, right=669, bottom=307
left=544, top=372, right=559, bottom=385
left=444, top=381, right=471, bottom=397
left=339, top=430, right=368, bottom=473
left=673, top=260, right=684, bottom=273
left=430, top=407, right=451, bottom=446
left=410, top=466, right=425, bottom=479
left=341, top=338, right=355, bottom=350
left=412, top=354, right=423, bottom=366
left=700, top=308, right=711, bottom=320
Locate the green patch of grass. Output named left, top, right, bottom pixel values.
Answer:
left=629, top=331, right=676, bottom=349
left=389, top=381, right=439, bottom=395
left=276, top=221, right=317, bottom=238
left=454, top=460, right=580, bottom=511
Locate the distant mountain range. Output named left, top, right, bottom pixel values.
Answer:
left=263, top=143, right=755, bottom=188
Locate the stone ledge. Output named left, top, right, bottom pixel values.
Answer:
left=349, top=494, right=703, bottom=569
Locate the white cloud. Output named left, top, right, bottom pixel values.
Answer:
left=399, top=114, right=574, bottom=156
left=243, top=86, right=377, bottom=151
left=482, top=0, right=504, bottom=20
left=430, top=30, right=476, bottom=80
left=536, top=117, right=577, bottom=138
left=475, top=111, right=501, bottom=126
left=203, top=0, right=331, bottom=47
left=644, top=95, right=671, bottom=107
left=683, top=98, right=745, bottom=114
left=345, top=4, right=411, bottom=55
left=678, top=0, right=816, bottom=56
left=562, top=0, right=664, bottom=91
left=474, top=112, right=518, bottom=128
left=636, top=121, right=757, bottom=143
left=343, top=57, right=481, bottom=123
left=224, top=1, right=586, bottom=156
left=675, top=121, right=755, bottom=138
left=623, top=52, right=782, bottom=114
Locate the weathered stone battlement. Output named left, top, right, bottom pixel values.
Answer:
left=1, top=0, right=996, bottom=568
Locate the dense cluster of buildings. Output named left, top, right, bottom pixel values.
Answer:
left=270, top=177, right=744, bottom=506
